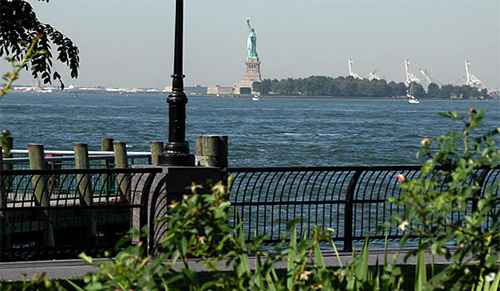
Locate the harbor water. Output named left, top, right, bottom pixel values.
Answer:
left=1, top=93, right=498, bottom=167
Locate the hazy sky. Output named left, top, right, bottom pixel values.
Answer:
left=2, top=0, right=499, bottom=89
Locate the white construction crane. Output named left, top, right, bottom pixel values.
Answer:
left=419, top=69, right=433, bottom=85
left=348, top=58, right=362, bottom=80
left=418, top=68, right=442, bottom=90
left=464, top=60, right=482, bottom=88
left=404, top=60, right=420, bottom=85
left=368, top=69, right=381, bottom=81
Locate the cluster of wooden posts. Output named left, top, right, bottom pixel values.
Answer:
left=1, top=135, right=228, bottom=169
left=0, top=135, right=228, bottom=258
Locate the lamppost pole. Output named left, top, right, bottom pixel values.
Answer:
left=158, top=0, right=195, bottom=166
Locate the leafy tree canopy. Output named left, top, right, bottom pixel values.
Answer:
left=0, top=0, right=79, bottom=88
left=254, top=76, right=490, bottom=99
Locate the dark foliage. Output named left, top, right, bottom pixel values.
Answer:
left=1, top=0, right=79, bottom=88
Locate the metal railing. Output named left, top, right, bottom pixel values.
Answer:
left=226, top=166, right=500, bottom=251
left=1, top=149, right=153, bottom=170
left=0, top=168, right=161, bottom=261
left=1, top=165, right=498, bottom=260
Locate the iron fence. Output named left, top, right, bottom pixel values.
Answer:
left=226, top=166, right=500, bottom=251
left=1, top=165, right=499, bottom=260
left=0, top=168, right=161, bottom=261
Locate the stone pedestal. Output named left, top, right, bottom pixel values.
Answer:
left=243, top=58, right=262, bottom=83
left=234, top=58, right=262, bottom=94
left=132, top=165, right=224, bottom=250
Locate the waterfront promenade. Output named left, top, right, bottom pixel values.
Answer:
left=0, top=248, right=452, bottom=281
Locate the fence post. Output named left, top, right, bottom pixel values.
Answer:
left=28, top=144, right=55, bottom=247
left=114, top=141, right=130, bottom=202
left=344, top=170, right=361, bottom=252
left=74, top=143, right=97, bottom=242
left=0, top=170, right=9, bottom=252
left=149, top=141, right=164, bottom=165
left=196, top=135, right=228, bottom=168
left=1, top=137, right=13, bottom=243
left=473, top=168, right=490, bottom=213
left=0, top=137, right=12, bottom=251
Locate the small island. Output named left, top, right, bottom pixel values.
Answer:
left=252, top=76, right=494, bottom=100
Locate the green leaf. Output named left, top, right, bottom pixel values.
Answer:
left=287, top=224, right=297, bottom=290
left=79, top=252, right=93, bottom=265
left=181, top=236, right=188, bottom=255
left=265, top=271, right=278, bottom=291
left=415, top=245, right=427, bottom=291
left=64, top=279, right=86, bottom=291
left=484, top=253, right=499, bottom=268
left=356, top=237, right=370, bottom=281
left=200, top=280, right=217, bottom=291
left=314, top=242, right=325, bottom=269
left=490, top=269, right=500, bottom=291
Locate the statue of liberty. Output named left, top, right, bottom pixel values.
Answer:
left=246, top=18, right=258, bottom=59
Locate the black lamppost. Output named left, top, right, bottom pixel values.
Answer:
left=158, top=0, right=195, bottom=166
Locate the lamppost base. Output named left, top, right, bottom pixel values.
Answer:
left=157, top=152, right=195, bottom=166
left=157, top=142, right=195, bottom=166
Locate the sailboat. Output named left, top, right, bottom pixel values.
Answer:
left=407, top=82, right=420, bottom=104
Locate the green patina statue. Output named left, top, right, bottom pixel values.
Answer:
left=246, top=18, right=258, bottom=59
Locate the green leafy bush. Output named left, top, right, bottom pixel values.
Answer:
left=69, top=180, right=403, bottom=290
left=386, top=108, right=500, bottom=290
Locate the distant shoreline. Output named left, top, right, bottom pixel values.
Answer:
left=7, top=91, right=496, bottom=101
left=189, top=94, right=495, bottom=101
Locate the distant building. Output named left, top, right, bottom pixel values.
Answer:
left=185, top=85, right=207, bottom=94
left=164, top=85, right=207, bottom=94
left=207, top=85, right=234, bottom=95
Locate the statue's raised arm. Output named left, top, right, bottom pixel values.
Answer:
left=246, top=18, right=258, bottom=59
left=246, top=18, right=253, bottom=30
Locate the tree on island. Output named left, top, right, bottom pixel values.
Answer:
left=254, top=76, right=491, bottom=99
left=427, top=82, right=440, bottom=98
left=411, top=82, right=426, bottom=99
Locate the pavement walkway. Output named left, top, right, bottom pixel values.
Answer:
left=0, top=248, right=454, bottom=281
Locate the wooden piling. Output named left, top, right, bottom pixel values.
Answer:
left=28, top=144, right=48, bottom=204
left=101, top=138, right=114, bottom=194
left=149, top=141, right=164, bottom=165
left=28, top=144, right=54, bottom=247
left=113, top=141, right=130, bottom=202
left=196, top=135, right=228, bottom=168
left=101, top=138, right=114, bottom=167
left=74, top=143, right=92, bottom=205
left=73, top=142, right=97, bottom=241
left=101, top=137, right=114, bottom=151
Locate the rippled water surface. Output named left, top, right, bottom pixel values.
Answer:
left=1, top=93, right=498, bottom=167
